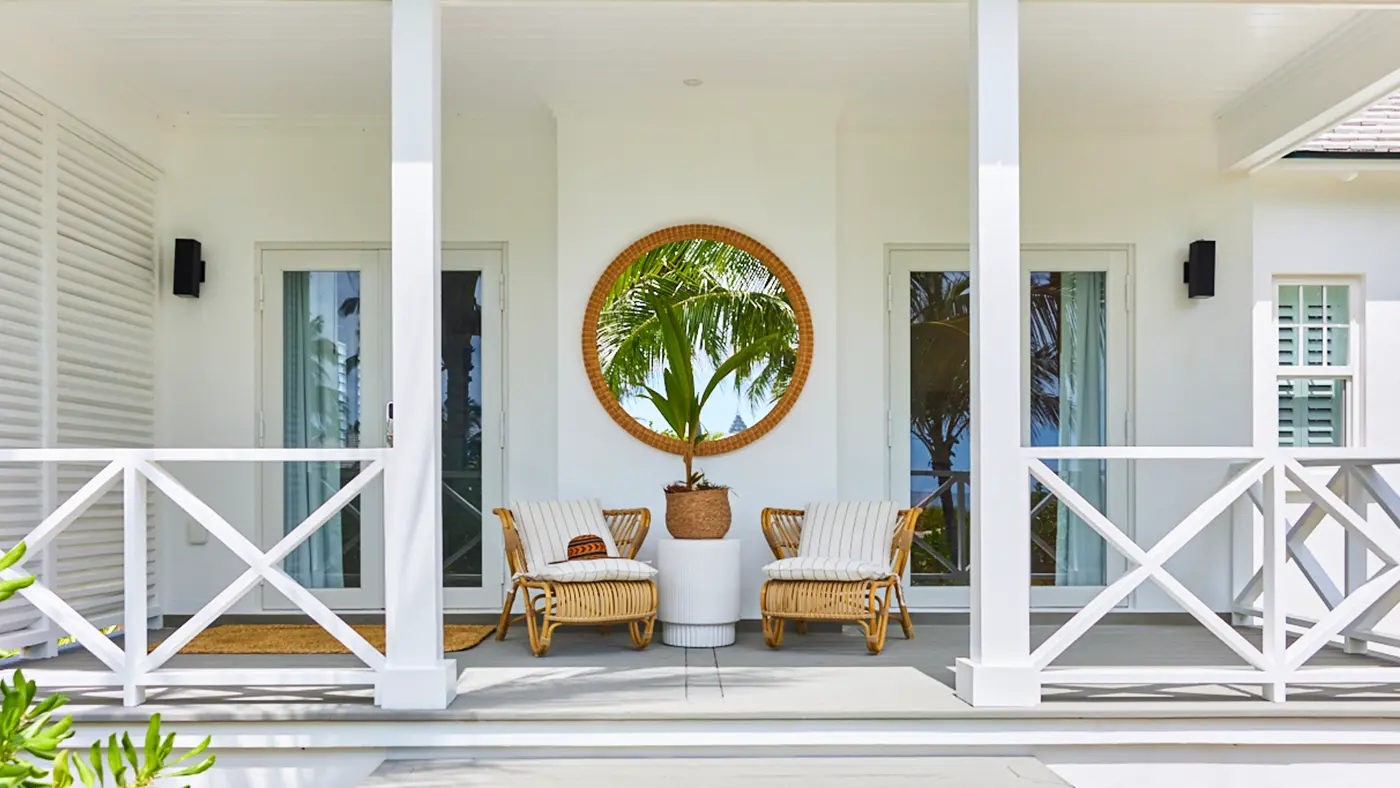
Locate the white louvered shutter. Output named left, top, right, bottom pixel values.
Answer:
left=0, top=88, right=46, bottom=636
left=53, top=123, right=157, bottom=627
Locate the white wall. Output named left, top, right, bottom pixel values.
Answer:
left=554, top=98, right=843, bottom=617
left=156, top=118, right=556, bottom=614
left=1250, top=170, right=1400, bottom=634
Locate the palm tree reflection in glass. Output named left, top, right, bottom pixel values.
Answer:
left=908, top=271, right=1103, bottom=587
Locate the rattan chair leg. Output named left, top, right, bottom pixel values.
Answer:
left=763, top=615, right=785, bottom=648
left=865, top=585, right=895, bottom=655
left=628, top=618, right=655, bottom=649
left=894, top=582, right=914, bottom=640
left=497, top=583, right=519, bottom=641
left=599, top=625, right=612, bottom=635
left=795, top=620, right=808, bottom=635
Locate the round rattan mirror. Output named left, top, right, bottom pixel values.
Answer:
left=583, top=225, right=813, bottom=457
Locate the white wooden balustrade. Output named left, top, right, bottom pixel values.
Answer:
left=0, top=448, right=391, bottom=707
left=1026, top=446, right=1400, bottom=701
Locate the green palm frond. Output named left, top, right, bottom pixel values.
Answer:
left=597, top=239, right=798, bottom=407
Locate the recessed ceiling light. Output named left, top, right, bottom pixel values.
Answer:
left=683, top=79, right=703, bottom=88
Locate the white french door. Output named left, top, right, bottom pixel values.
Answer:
left=259, top=246, right=505, bottom=612
left=888, top=246, right=1132, bottom=610
left=388, top=248, right=506, bottom=611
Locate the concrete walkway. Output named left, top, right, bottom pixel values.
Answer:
left=361, top=757, right=1072, bottom=787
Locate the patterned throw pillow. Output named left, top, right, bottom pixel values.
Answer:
left=565, top=534, right=609, bottom=561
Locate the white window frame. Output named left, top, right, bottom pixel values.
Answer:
left=1272, top=277, right=1363, bottom=449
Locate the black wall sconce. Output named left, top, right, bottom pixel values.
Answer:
left=1183, top=240, right=1215, bottom=299
left=173, top=238, right=206, bottom=298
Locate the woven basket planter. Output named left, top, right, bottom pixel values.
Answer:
left=664, top=488, right=732, bottom=539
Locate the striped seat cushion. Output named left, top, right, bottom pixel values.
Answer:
left=511, top=500, right=622, bottom=571
left=762, top=556, right=891, bottom=582
left=797, top=501, right=900, bottom=565
left=523, top=558, right=658, bottom=584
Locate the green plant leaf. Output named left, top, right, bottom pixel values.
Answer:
left=73, top=750, right=96, bottom=788
left=51, top=750, right=73, bottom=788
left=699, top=333, right=782, bottom=413
left=640, top=386, right=683, bottom=436
left=88, top=741, right=103, bottom=785
left=120, top=732, right=138, bottom=773
left=170, top=755, right=216, bottom=778
left=143, top=715, right=160, bottom=778
left=164, top=737, right=208, bottom=769
left=0, top=543, right=26, bottom=573
left=106, top=734, right=124, bottom=783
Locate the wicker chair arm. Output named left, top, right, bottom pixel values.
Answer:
left=603, top=507, right=651, bottom=559
left=761, top=507, right=805, bottom=560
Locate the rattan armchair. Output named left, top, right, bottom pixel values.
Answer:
left=759, top=507, right=921, bottom=655
left=494, top=507, right=657, bottom=657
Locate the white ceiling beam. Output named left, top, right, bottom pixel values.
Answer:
left=1217, top=10, right=1400, bottom=173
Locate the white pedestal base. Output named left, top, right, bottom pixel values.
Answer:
left=663, top=622, right=736, bottom=648
left=657, top=538, right=742, bottom=648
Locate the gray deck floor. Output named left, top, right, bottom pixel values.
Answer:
left=12, top=621, right=1400, bottom=717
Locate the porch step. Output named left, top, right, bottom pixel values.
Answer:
left=361, top=757, right=1072, bottom=787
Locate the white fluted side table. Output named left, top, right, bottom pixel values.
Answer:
left=657, top=537, right=742, bottom=647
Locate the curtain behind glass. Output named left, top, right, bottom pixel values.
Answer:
left=1055, top=272, right=1107, bottom=586
left=282, top=272, right=346, bottom=589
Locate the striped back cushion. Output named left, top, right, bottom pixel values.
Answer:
left=797, top=502, right=900, bottom=566
left=511, top=500, right=621, bottom=571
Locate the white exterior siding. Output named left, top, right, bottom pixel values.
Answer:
left=0, top=79, right=160, bottom=644
left=0, top=86, right=47, bottom=637
left=54, top=123, right=159, bottom=628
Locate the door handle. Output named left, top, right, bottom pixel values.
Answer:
left=385, top=401, right=394, bottom=447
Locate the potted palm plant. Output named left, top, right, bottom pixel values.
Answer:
left=641, top=298, right=776, bottom=539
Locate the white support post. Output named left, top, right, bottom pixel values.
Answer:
left=954, top=0, right=1037, bottom=708
left=380, top=0, right=455, bottom=711
left=1343, top=468, right=1370, bottom=654
left=122, top=462, right=147, bottom=707
left=1261, top=462, right=1286, bottom=702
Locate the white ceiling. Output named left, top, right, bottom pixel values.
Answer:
left=0, top=1, right=1366, bottom=127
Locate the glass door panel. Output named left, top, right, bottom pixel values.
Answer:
left=441, top=270, right=485, bottom=589
left=261, top=249, right=386, bottom=610
left=890, top=248, right=1128, bottom=608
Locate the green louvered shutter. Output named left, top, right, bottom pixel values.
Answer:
left=1277, top=284, right=1348, bottom=448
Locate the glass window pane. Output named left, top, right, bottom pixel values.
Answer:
left=1326, top=286, right=1350, bottom=324
left=905, top=268, right=1109, bottom=589
left=908, top=271, right=970, bottom=588
left=1278, top=327, right=1297, bottom=365
left=1328, top=326, right=1349, bottom=367
left=1304, top=326, right=1325, bottom=366
left=281, top=270, right=362, bottom=590
left=1303, top=285, right=1325, bottom=324
left=1277, top=285, right=1300, bottom=325
left=1032, top=271, right=1108, bottom=588
left=442, top=271, right=485, bottom=588
left=1278, top=377, right=1346, bottom=447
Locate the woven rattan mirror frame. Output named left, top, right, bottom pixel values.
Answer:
left=582, top=225, right=814, bottom=457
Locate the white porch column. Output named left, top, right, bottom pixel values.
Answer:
left=954, top=0, right=1038, bottom=708
left=379, top=0, right=456, bottom=711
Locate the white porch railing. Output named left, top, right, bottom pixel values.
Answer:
left=1027, top=447, right=1400, bottom=700
left=0, top=448, right=389, bottom=707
